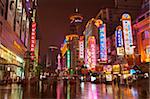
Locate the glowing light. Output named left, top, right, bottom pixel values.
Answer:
left=79, top=36, right=84, bottom=59
left=99, top=24, right=107, bottom=62
left=30, top=22, right=36, bottom=60
left=122, top=13, right=134, bottom=55
left=88, top=36, right=96, bottom=68
left=57, top=54, right=61, bottom=70
left=115, top=26, right=124, bottom=55
left=67, top=50, right=71, bottom=69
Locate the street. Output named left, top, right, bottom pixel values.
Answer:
left=0, top=79, right=149, bottom=99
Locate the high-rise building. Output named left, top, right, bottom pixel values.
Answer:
left=69, top=8, right=83, bottom=35
left=0, top=0, right=36, bottom=81
left=46, top=46, right=59, bottom=72
left=60, top=8, right=84, bottom=74
left=83, top=18, right=99, bottom=69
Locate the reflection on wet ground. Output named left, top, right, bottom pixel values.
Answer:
left=0, top=79, right=149, bottom=99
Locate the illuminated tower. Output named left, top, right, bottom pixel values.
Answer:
left=69, top=8, right=83, bottom=35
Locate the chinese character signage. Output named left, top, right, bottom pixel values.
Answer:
left=115, top=26, right=124, bottom=55
left=30, top=22, right=36, bottom=60
left=79, top=36, right=84, bottom=59
left=122, top=13, right=134, bottom=55
left=88, top=36, right=96, bottom=68
left=99, top=24, right=107, bottom=62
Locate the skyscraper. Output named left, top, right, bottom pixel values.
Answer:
left=46, top=46, right=59, bottom=72
left=69, top=8, right=83, bottom=35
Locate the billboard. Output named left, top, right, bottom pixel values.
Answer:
left=30, top=22, right=36, bottom=60
left=79, top=36, right=84, bottom=59
left=99, top=24, right=107, bottom=62
left=122, top=13, right=134, bottom=55
left=115, top=26, right=124, bottom=55
left=88, top=36, right=96, bottom=68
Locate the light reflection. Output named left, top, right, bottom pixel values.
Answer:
left=80, top=82, right=84, bottom=92
left=67, top=81, right=70, bottom=99
left=131, top=87, right=138, bottom=97
left=88, top=84, right=98, bottom=99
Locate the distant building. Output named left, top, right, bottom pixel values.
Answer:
left=46, top=46, right=59, bottom=72
left=67, top=35, right=79, bottom=70
left=69, top=8, right=83, bottom=35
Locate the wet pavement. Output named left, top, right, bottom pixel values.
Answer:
left=0, top=79, right=149, bottom=99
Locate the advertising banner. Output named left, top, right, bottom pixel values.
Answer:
left=122, top=13, right=134, bottom=55
left=99, top=24, right=107, bottom=62
left=88, top=36, right=96, bottom=68
left=79, top=36, right=84, bottom=59
left=115, top=26, right=124, bottom=55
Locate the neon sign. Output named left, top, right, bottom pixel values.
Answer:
left=99, top=24, right=107, bottom=62
left=88, top=36, right=96, bottom=68
left=122, top=13, right=134, bottom=55
left=30, top=22, right=36, bottom=60
left=67, top=50, right=71, bottom=69
left=79, top=36, right=84, bottom=59
left=115, top=26, right=124, bottom=55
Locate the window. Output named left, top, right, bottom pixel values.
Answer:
left=141, top=31, right=150, bottom=40
left=138, top=16, right=145, bottom=22
left=146, top=47, right=150, bottom=54
left=144, top=30, right=150, bottom=39
left=141, top=32, right=145, bottom=40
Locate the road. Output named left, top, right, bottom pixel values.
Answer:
left=0, top=79, right=149, bottom=99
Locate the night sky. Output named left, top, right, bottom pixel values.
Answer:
left=37, top=0, right=114, bottom=57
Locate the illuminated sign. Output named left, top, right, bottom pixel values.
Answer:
left=115, top=26, right=124, bottom=55
left=13, top=41, right=21, bottom=51
left=57, top=54, right=61, bottom=70
left=113, top=64, right=120, bottom=74
left=84, top=49, right=89, bottom=68
left=0, top=44, right=24, bottom=64
left=122, top=13, right=134, bottom=55
left=61, top=43, right=68, bottom=57
left=88, top=36, right=96, bottom=68
left=67, top=50, right=71, bottom=69
left=99, top=24, right=107, bottom=62
left=30, top=22, right=36, bottom=60
left=79, top=36, right=84, bottom=59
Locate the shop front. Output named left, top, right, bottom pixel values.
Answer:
left=112, top=64, right=120, bottom=75
left=121, top=64, right=130, bottom=79
left=104, top=65, right=112, bottom=82
left=0, top=44, right=25, bottom=83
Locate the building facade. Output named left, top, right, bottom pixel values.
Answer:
left=0, top=0, right=38, bottom=81
left=46, top=46, right=59, bottom=72
left=133, top=0, right=150, bottom=63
